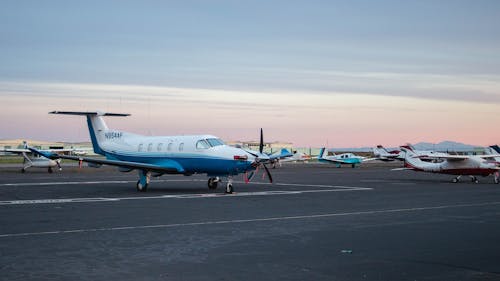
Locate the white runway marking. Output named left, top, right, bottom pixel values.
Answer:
left=0, top=184, right=372, bottom=206
left=0, top=179, right=200, bottom=187
left=1, top=201, right=499, bottom=238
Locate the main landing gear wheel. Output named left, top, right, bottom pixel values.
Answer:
left=452, top=178, right=459, bottom=183
left=136, top=180, right=148, bottom=192
left=21, top=168, right=25, bottom=173
left=470, top=176, right=479, bottom=184
left=225, top=183, right=233, bottom=194
left=208, top=177, right=218, bottom=189
left=48, top=167, right=53, bottom=174
left=495, top=178, right=499, bottom=184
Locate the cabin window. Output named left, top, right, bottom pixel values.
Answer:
left=206, top=138, right=225, bottom=147
left=157, top=143, right=163, bottom=151
left=196, top=140, right=210, bottom=149
left=147, top=143, right=153, bottom=152
left=167, top=143, right=173, bottom=151
left=138, top=143, right=143, bottom=152
left=179, top=143, right=184, bottom=151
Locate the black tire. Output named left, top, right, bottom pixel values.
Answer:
left=21, top=168, right=25, bottom=173
left=48, top=167, right=53, bottom=174
left=208, top=178, right=218, bottom=189
left=136, top=180, right=148, bottom=192
left=225, top=183, right=233, bottom=194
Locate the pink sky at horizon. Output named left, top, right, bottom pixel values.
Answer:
left=1, top=81, right=499, bottom=148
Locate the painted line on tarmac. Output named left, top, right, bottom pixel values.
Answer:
left=1, top=201, right=499, bottom=238
left=0, top=179, right=203, bottom=187
left=0, top=185, right=371, bottom=206
left=0, top=179, right=370, bottom=190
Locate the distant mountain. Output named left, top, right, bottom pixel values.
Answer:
left=328, top=141, right=485, bottom=153
left=412, top=141, right=480, bottom=152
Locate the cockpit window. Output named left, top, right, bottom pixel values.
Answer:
left=196, top=139, right=210, bottom=149
left=206, top=138, right=225, bottom=147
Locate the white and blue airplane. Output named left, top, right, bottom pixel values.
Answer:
left=1, top=141, right=81, bottom=173
left=29, top=111, right=273, bottom=193
left=318, top=147, right=375, bottom=168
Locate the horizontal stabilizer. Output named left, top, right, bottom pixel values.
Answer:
left=49, top=111, right=130, bottom=117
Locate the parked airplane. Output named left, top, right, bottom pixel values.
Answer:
left=29, top=111, right=273, bottom=193
left=280, top=150, right=311, bottom=163
left=318, top=147, right=374, bottom=168
left=395, top=146, right=500, bottom=184
left=1, top=142, right=78, bottom=173
left=268, top=148, right=293, bottom=168
left=372, top=145, right=402, bottom=161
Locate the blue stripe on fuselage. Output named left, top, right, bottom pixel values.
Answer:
left=104, top=151, right=254, bottom=176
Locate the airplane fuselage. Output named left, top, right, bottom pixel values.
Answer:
left=96, top=131, right=255, bottom=177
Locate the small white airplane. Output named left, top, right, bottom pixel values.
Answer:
left=280, top=150, right=311, bottom=163
left=1, top=142, right=74, bottom=173
left=29, top=111, right=273, bottom=193
left=372, top=145, right=402, bottom=161
left=318, top=147, right=375, bottom=168
left=395, top=146, right=500, bottom=184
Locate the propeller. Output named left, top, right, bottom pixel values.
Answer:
left=243, top=128, right=273, bottom=183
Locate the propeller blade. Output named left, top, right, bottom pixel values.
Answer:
left=263, top=164, right=273, bottom=183
left=242, top=149, right=259, bottom=158
left=259, top=128, right=264, bottom=154
left=247, top=171, right=255, bottom=181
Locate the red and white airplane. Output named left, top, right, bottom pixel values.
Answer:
left=395, top=146, right=500, bottom=184
left=372, top=145, right=402, bottom=161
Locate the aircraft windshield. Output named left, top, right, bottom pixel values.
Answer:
left=206, top=138, right=225, bottom=147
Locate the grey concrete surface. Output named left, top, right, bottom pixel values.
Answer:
left=1, top=163, right=500, bottom=280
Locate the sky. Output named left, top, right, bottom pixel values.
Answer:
left=1, top=0, right=499, bottom=147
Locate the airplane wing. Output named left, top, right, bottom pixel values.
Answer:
left=28, top=148, right=182, bottom=174
left=415, top=155, right=469, bottom=162
left=320, top=158, right=350, bottom=164
left=362, top=157, right=378, bottom=162
left=3, top=148, right=79, bottom=154
left=2, top=148, right=30, bottom=153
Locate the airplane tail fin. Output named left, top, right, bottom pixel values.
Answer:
left=373, top=145, right=388, bottom=156
left=400, top=146, right=422, bottom=169
left=279, top=148, right=292, bottom=158
left=49, top=111, right=130, bottom=155
left=318, top=147, right=329, bottom=160
left=489, top=145, right=500, bottom=154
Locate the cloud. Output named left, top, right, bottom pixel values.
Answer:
left=1, top=80, right=499, bottom=147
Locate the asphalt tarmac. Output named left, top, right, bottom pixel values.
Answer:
left=1, top=163, right=500, bottom=281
